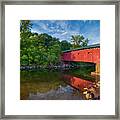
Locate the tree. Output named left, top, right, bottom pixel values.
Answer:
left=20, top=20, right=33, bottom=66
left=71, top=35, right=89, bottom=48
left=20, top=20, right=32, bottom=44
left=60, top=40, right=72, bottom=51
left=81, top=38, right=89, bottom=47
left=20, top=21, right=62, bottom=67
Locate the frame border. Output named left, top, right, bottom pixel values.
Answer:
left=0, top=0, right=119, bottom=119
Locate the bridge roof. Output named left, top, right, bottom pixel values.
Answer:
left=62, top=44, right=100, bottom=53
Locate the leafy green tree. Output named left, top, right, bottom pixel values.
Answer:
left=60, top=40, right=72, bottom=51
left=81, top=38, right=89, bottom=47
left=71, top=35, right=89, bottom=48
left=20, top=20, right=32, bottom=66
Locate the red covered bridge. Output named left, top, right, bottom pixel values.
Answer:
left=61, top=44, right=100, bottom=75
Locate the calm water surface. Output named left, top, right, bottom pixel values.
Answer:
left=20, top=68, right=100, bottom=100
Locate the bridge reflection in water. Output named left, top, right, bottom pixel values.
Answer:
left=62, top=74, right=100, bottom=100
left=21, top=71, right=100, bottom=100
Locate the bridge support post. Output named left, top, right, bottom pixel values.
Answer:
left=91, top=63, right=100, bottom=76
left=95, top=63, right=100, bottom=75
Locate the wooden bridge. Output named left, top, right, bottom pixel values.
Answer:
left=61, top=44, right=100, bottom=75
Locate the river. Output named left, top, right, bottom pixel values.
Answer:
left=20, top=67, right=100, bottom=100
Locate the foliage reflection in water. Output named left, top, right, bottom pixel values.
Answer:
left=20, top=69, right=100, bottom=100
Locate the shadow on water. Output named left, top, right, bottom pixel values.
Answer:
left=20, top=68, right=100, bottom=100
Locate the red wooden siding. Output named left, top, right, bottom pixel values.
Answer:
left=61, top=48, right=100, bottom=64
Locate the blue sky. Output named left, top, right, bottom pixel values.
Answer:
left=31, top=20, right=100, bottom=45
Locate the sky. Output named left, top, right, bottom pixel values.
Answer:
left=31, top=20, right=100, bottom=45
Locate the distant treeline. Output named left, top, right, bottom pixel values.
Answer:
left=20, top=20, right=89, bottom=67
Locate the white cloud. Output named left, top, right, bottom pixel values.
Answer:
left=42, top=24, right=48, bottom=30
left=61, top=31, right=68, bottom=35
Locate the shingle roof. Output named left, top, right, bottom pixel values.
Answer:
left=62, top=44, right=100, bottom=53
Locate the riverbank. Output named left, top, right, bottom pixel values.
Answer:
left=20, top=62, right=95, bottom=71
